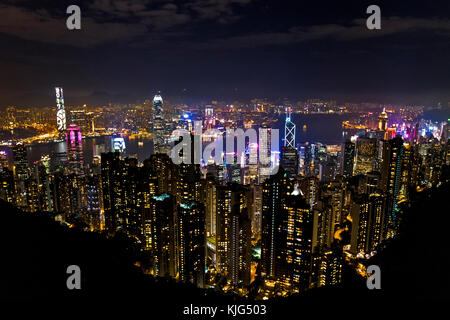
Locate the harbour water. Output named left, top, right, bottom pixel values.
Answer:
left=0, top=114, right=351, bottom=167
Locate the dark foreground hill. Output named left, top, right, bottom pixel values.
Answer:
left=1, top=181, right=449, bottom=314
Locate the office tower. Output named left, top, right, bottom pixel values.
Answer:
left=215, top=183, right=251, bottom=285
left=258, top=127, right=270, bottom=180
left=284, top=107, right=296, bottom=147
left=205, top=106, right=215, bottom=130
left=66, top=124, right=84, bottom=176
left=258, top=127, right=279, bottom=182
left=381, top=135, right=404, bottom=238
left=55, top=87, right=66, bottom=133
left=342, top=140, right=355, bottom=178
left=178, top=201, right=206, bottom=287
left=378, top=108, right=388, bottom=131
left=150, top=194, right=178, bottom=278
left=152, top=93, right=165, bottom=154
left=70, top=109, right=91, bottom=133
left=280, top=146, right=299, bottom=178
left=354, top=137, right=377, bottom=175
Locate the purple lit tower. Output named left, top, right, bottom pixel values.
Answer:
left=66, top=124, right=84, bottom=176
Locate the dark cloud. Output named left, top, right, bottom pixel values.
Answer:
left=194, top=16, right=450, bottom=49
left=0, top=0, right=448, bottom=106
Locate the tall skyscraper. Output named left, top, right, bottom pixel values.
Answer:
left=13, top=144, right=29, bottom=180
left=342, top=140, right=355, bottom=178
left=66, top=124, right=84, bottom=176
left=378, top=108, right=388, bottom=131
left=350, top=193, right=387, bottom=255
left=152, top=93, right=165, bottom=154
left=55, top=87, right=66, bottom=133
left=280, top=146, right=299, bottom=178
left=215, top=183, right=251, bottom=286
left=261, top=168, right=313, bottom=292
left=261, top=168, right=292, bottom=279
left=381, top=135, right=404, bottom=238
left=178, top=201, right=206, bottom=287
left=354, top=137, right=377, bottom=175
left=150, top=193, right=178, bottom=278
left=12, top=144, right=29, bottom=209
left=284, top=107, right=296, bottom=148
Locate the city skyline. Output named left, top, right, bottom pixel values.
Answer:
left=1, top=0, right=450, bottom=307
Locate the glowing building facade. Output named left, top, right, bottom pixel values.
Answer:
left=66, top=124, right=84, bottom=176
left=55, top=87, right=66, bottom=133
left=152, top=94, right=165, bottom=154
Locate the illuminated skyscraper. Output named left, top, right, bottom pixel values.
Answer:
left=152, top=93, right=165, bottom=154
left=381, top=135, right=404, bottom=238
left=261, top=168, right=313, bottom=292
left=0, top=167, right=15, bottom=204
left=55, top=87, right=66, bottom=133
left=0, top=150, right=8, bottom=170
left=150, top=193, right=178, bottom=278
left=280, top=146, right=298, bottom=178
left=261, top=168, right=292, bottom=279
left=66, top=124, right=84, bottom=176
left=354, top=137, right=377, bottom=175
left=350, top=193, right=386, bottom=255
left=342, top=140, right=355, bottom=178
left=378, top=108, right=388, bottom=131
left=215, top=183, right=251, bottom=286
left=178, top=201, right=206, bottom=287
left=284, top=107, right=296, bottom=148
left=284, top=195, right=313, bottom=291
left=13, top=144, right=29, bottom=180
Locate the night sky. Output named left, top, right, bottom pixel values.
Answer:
left=0, top=0, right=449, bottom=106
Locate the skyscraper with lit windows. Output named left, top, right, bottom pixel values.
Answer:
left=55, top=87, right=66, bottom=133
left=66, top=124, right=84, bottom=176
left=178, top=201, right=206, bottom=287
left=152, top=93, right=165, bottom=154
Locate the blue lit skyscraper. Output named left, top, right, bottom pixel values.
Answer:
left=284, top=107, right=296, bottom=148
